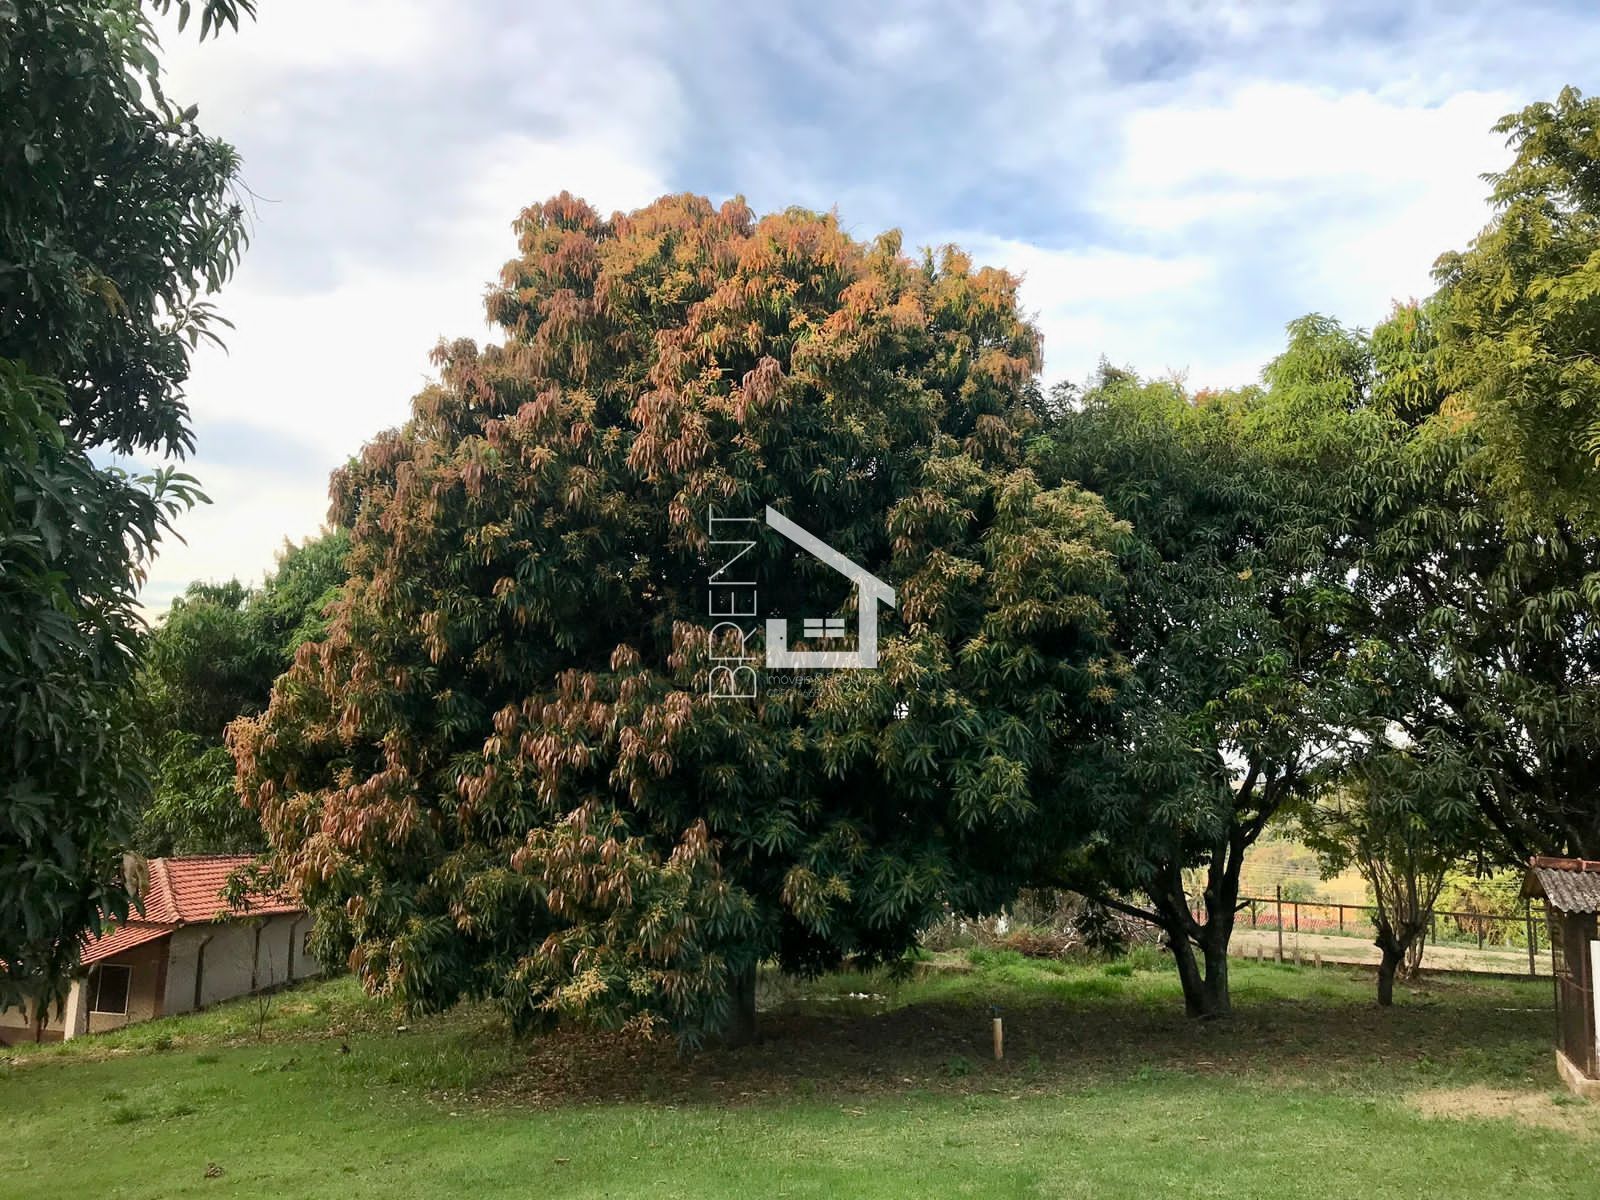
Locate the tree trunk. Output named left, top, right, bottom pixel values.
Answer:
left=1200, top=937, right=1231, bottom=1019
left=718, top=961, right=758, bottom=1047
left=1163, top=923, right=1232, bottom=1019
left=1168, top=932, right=1206, bottom=1017
left=1150, top=846, right=1239, bottom=1019
left=1374, top=917, right=1412, bottom=1007
left=1376, top=942, right=1404, bottom=1007
left=1401, top=929, right=1427, bottom=981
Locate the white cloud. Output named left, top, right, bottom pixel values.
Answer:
left=147, top=5, right=675, bottom=609
left=956, top=236, right=1220, bottom=386
left=163, top=131, right=671, bottom=601
left=438, top=135, right=672, bottom=254
left=953, top=84, right=1514, bottom=391
left=141, top=466, right=335, bottom=607
left=1116, top=86, right=1504, bottom=194
left=132, top=0, right=1598, bottom=609
left=156, top=0, right=445, bottom=110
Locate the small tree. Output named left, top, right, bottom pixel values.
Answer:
left=1301, top=747, right=1481, bottom=1005
left=135, top=532, right=348, bottom=855
left=1032, top=369, right=1363, bottom=1018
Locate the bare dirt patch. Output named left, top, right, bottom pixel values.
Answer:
left=1408, top=1085, right=1600, bottom=1136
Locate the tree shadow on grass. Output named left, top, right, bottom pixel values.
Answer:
left=478, top=968, right=1553, bottom=1109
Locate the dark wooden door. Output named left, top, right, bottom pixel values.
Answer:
left=1552, top=913, right=1597, bottom=1076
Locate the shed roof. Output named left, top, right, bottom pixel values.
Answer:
left=139, top=855, right=300, bottom=924
left=79, top=855, right=302, bottom=967
left=80, top=923, right=171, bottom=966
left=1522, top=856, right=1600, bottom=914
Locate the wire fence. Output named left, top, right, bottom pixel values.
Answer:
left=1220, top=887, right=1548, bottom=977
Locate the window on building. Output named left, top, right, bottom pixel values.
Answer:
left=91, top=964, right=132, bottom=1015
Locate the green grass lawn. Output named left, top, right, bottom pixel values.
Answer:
left=3, top=951, right=1594, bottom=1198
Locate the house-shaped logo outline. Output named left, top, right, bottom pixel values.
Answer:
left=763, top=506, right=896, bottom=670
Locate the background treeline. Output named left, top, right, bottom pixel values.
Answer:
left=133, top=531, right=347, bottom=856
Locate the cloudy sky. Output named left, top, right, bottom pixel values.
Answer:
left=139, top=0, right=1600, bottom=608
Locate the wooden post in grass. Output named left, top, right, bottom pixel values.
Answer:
left=1276, top=885, right=1284, bottom=963
left=991, top=1006, right=1003, bottom=1060
left=1525, top=902, right=1537, bottom=978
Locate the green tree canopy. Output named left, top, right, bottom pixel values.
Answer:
left=1268, top=309, right=1600, bottom=863
left=232, top=194, right=1130, bottom=1043
left=135, top=531, right=348, bottom=857
left=0, top=0, right=250, bottom=1019
left=1431, top=86, right=1600, bottom=532
left=1030, top=368, right=1367, bottom=1017
left=1, top=0, right=250, bottom=455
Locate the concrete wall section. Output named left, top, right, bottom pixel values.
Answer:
left=0, top=997, right=64, bottom=1044
left=164, top=914, right=321, bottom=1016
left=85, top=936, right=169, bottom=1035
left=4, top=915, right=321, bottom=1043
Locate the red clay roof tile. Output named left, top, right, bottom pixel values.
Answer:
left=145, top=854, right=300, bottom=924
left=80, top=855, right=302, bottom=966
left=80, top=923, right=171, bottom=965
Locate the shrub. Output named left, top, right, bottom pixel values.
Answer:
left=1122, top=944, right=1169, bottom=972
left=1071, top=898, right=1129, bottom=958
left=1280, top=879, right=1321, bottom=903
left=999, top=927, right=1073, bottom=959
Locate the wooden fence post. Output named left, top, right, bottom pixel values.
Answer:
left=1526, top=902, right=1537, bottom=978
left=1276, top=885, right=1284, bottom=963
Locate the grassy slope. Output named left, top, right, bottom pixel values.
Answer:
left=3, top=955, right=1595, bottom=1199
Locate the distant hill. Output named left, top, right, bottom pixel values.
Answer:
left=1235, top=836, right=1369, bottom=905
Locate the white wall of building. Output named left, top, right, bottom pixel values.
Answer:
left=1591, top=939, right=1600, bottom=1070
left=164, top=913, right=320, bottom=1016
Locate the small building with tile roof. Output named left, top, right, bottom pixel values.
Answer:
left=1522, top=856, right=1600, bottom=1094
left=0, top=855, right=319, bottom=1045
